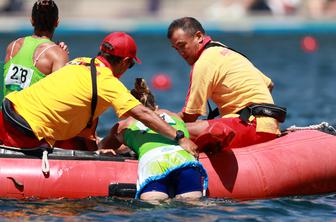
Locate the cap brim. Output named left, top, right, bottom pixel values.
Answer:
left=134, top=56, right=142, bottom=64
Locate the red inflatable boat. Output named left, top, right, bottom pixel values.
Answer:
left=0, top=129, right=336, bottom=199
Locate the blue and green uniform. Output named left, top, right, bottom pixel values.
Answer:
left=3, top=36, right=51, bottom=97
left=123, top=113, right=208, bottom=198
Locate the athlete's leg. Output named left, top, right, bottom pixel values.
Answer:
left=140, top=191, right=169, bottom=201
left=175, top=191, right=202, bottom=200
left=140, top=179, right=169, bottom=201
left=174, top=167, right=204, bottom=200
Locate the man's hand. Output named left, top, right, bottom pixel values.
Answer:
left=58, top=41, right=69, bottom=54
left=178, top=137, right=199, bottom=159
left=178, top=112, right=199, bottom=123
left=96, top=148, right=117, bottom=155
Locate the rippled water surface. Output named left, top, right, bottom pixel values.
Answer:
left=1, top=194, right=336, bottom=221
left=1, top=32, right=336, bottom=221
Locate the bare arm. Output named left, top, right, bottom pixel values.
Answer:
left=178, top=112, right=200, bottom=123
left=98, top=118, right=137, bottom=155
left=98, top=123, right=123, bottom=151
left=268, top=82, right=274, bottom=93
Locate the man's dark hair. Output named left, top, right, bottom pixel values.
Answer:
left=167, top=17, right=205, bottom=39
left=98, top=42, right=124, bottom=66
left=32, top=0, right=58, bottom=33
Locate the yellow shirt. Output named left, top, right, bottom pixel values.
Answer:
left=184, top=47, right=280, bottom=134
left=6, top=57, right=141, bottom=146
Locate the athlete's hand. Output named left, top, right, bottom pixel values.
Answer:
left=178, top=137, right=199, bottom=159
left=96, top=148, right=117, bottom=155
left=58, top=41, right=69, bottom=54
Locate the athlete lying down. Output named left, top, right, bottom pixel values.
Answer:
left=98, top=78, right=208, bottom=201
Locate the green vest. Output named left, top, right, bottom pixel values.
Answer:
left=124, top=113, right=190, bottom=159
left=3, top=36, right=51, bottom=97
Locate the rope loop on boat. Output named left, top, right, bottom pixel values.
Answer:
left=41, top=150, right=50, bottom=174
left=286, top=121, right=336, bottom=134
left=0, top=144, right=52, bottom=174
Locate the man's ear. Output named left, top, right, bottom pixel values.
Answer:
left=195, top=31, right=204, bottom=44
left=122, top=57, right=129, bottom=63
left=54, top=19, right=59, bottom=28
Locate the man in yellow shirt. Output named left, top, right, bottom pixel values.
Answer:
left=0, top=32, right=198, bottom=156
left=167, top=17, right=286, bottom=150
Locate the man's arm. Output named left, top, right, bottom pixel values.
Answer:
left=98, top=122, right=123, bottom=151
left=97, top=118, right=135, bottom=155
left=268, top=82, right=274, bottom=93
left=127, top=105, right=199, bottom=157
left=178, top=112, right=200, bottom=123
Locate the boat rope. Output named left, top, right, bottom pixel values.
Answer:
left=0, top=144, right=50, bottom=152
left=0, top=144, right=51, bottom=173
left=41, top=150, right=50, bottom=174
left=286, top=121, right=336, bottom=134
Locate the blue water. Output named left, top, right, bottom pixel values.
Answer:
left=0, top=194, right=336, bottom=221
left=1, top=32, right=336, bottom=221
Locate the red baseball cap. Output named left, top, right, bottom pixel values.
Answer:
left=100, top=32, right=141, bottom=64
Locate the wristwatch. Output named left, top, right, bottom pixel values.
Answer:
left=174, top=130, right=185, bottom=142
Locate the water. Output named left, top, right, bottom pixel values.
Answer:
left=1, top=32, right=336, bottom=221
left=0, top=194, right=336, bottom=221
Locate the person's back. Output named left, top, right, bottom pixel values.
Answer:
left=99, top=78, right=207, bottom=201
left=124, top=111, right=207, bottom=200
left=2, top=0, right=68, bottom=96
left=124, top=111, right=191, bottom=157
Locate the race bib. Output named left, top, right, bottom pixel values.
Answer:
left=5, top=63, right=34, bottom=89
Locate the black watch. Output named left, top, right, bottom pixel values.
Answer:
left=174, top=130, right=185, bottom=142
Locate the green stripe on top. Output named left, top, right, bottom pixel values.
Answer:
left=3, top=36, right=52, bottom=96
left=123, top=113, right=190, bottom=159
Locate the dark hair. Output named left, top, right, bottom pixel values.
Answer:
left=98, top=42, right=125, bottom=66
left=131, top=78, right=157, bottom=111
left=32, top=0, right=58, bottom=33
left=167, top=17, right=205, bottom=39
